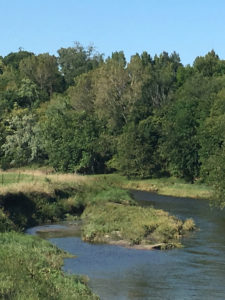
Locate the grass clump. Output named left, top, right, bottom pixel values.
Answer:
left=0, top=208, right=16, bottom=232
left=0, top=231, right=99, bottom=300
left=90, top=187, right=136, bottom=206
left=81, top=202, right=195, bottom=249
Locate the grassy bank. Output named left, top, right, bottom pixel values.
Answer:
left=0, top=232, right=99, bottom=299
left=0, top=170, right=197, bottom=247
left=0, top=171, right=92, bottom=230
left=82, top=201, right=195, bottom=249
left=0, top=169, right=197, bottom=298
left=0, top=170, right=100, bottom=299
left=94, top=174, right=212, bottom=199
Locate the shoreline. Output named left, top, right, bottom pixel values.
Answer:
left=33, top=225, right=177, bottom=251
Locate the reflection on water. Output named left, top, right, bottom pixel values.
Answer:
left=28, top=191, right=225, bottom=300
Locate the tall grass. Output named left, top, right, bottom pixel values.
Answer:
left=82, top=201, right=195, bottom=249
left=0, top=232, right=99, bottom=299
left=106, top=174, right=212, bottom=199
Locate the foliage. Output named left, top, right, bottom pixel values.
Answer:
left=2, top=107, right=44, bottom=168
left=110, top=117, right=161, bottom=178
left=42, top=97, right=104, bottom=173
left=82, top=201, right=194, bottom=247
left=19, top=53, right=64, bottom=96
left=93, top=53, right=129, bottom=132
left=1, top=44, right=225, bottom=205
left=160, top=98, right=200, bottom=182
left=3, top=50, right=34, bottom=69
left=58, top=42, right=103, bottom=86
left=0, top=232, right=99, bottom=299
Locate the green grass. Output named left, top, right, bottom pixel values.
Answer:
left=0, top=172, right=35, bottom=185
left=127, top=177, right=212, bottom=199
left=96, top=174, right=212, bottom=199
left=0, top=169, right=198, bottom=298
left=0, top=232, right=99, bottom=300
left=81, top=201, right=195, bottom=249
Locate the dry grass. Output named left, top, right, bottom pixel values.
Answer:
left=46, top=173, right=88, bottom=184
left=158, top=186, right=212, bottom=199
left=0, top=181, right=55, bottom=196
left=0, top=169, right=89, bottom=191
left=121, top=177, right=212, bottom=199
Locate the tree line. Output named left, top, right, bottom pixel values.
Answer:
left=1, top=43, right=225, bottom=205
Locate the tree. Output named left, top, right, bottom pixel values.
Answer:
left=1, top=107, right=44, bottom=167
left=149, top=51, right=181, bottom=107
left=198, top=88, right=225, bottom=206
left=94, top=52, right=129, bottom=132
left=109, top=116, right=161, bottom=178
left=57, top=42, right=103, bottom=86
left=161, top=98, right=200, bottom=182
left=42, top=97, right=103, bottom=173
left=0, top=58, right=4, bottom=75
left=17, top=78, right=40, bottom=107
left=125, top=52, right=153, bottom=121
left=193, top=50, right=225, bottom=77
left=19, top=53, right=63, bottom=97
left=3, top=50, right=34, bottom=70
left=67, top=71, right=95, bottom=114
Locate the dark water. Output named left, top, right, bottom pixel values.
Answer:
left=27, top=192, right=225, bottom=300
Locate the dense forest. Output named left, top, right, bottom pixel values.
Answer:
left=1, top=43, right=225, bottom=206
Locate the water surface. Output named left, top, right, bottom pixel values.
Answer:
left=28, top=191, right=225, bottom=300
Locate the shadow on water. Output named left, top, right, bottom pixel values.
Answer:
left=27, top=191, right=225, bottom=300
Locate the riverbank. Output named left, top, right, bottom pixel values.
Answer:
left=93, top=174, right=212, bottom=200
left=0, top=170, right=100, bottom=299
left=0, top=231, right=99, bottom=299
left=0, top=169, right=197, bottom=298
left=81, top=201, right=195, bottom=249
left=0, top=170, right=195, bottom=247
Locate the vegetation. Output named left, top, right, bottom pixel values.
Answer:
left=0, top=169, right=197, bottom=298
left=0, top=171, right=97, bottom=299
left=0, top=170, right=195, bottom=245
left=119, top=176, right=212, bottom=199
left=1, top=43, right=224, bottom=298
left=82, top=202, right=195, bottom=249
left=0, top=232, right=99, bottom=300
left=0, top=46, right=224, bottom=205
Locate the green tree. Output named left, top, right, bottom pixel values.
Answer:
left=94, top=52, right=129, bottom=132
left=42, top=97, right=103, bottom=173
left=150, top=51, right=181, bottom=107
left=1, top=107, right=44, bottom=167
left=110, top=116, right=161, bottom=178
left=193, top=50, right=225, bottom=77
left=0, top=58, right=4, bottom=75
left=58, top=42, right=103, bottom=86
left=161, top=98, right=200, bottom=182
left=19, top=53, right=63, bottom=97
left=125, top=52, right=153, bottom=121
left=3, top=50, right=34, bottom=70
left=67, top=71, right=95, bottom=114
left=198, top=88, right=225, bottom=206
left=17, top=78, right=40, bottom=107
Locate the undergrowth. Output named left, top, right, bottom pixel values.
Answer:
left=0, top=232, right=99, bottom=300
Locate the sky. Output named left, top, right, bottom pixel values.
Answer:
left=1, top=0, right=225, bottom=65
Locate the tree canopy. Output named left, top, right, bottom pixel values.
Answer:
left=1, top=45, right=225, bottom=205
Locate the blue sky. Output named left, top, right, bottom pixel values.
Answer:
left=1, top=0, right=225, bottom=65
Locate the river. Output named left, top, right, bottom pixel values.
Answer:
left=27, top=191, right=225, bottom=300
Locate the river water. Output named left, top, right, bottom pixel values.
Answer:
left=27, top=191, right=225, bottom=300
